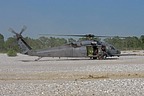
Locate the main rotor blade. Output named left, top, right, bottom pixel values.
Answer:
left=40, top=34, right=112, bottom=37
left=20, top=25, right=27, bottom=35
left=39, top=34, right=83, bottom=37
left=39, top=34, right=128, bottom=38
left=39, top=34, right=96, bottom=37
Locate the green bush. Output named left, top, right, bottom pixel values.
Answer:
left=7, top=49, right=17, bottom=57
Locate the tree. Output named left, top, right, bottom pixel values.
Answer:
left=7, top=49, right=17, bottom=57
left=39, top=36, right=50, bottom=48
left=140, top=35, right=144, bottom=49
left=104, top=37, right=124, bottom=50
left=4, top=37, right=19, bottom=52
left=48, top=37, right=67, bottom=47
left=104, top=36, right=142, bottom=50
left=0, top=34, right=5, bottom=52
left=4, top=35, right=143, bottom=53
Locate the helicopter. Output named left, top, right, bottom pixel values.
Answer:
left=9, top=26, right=131, bottom=61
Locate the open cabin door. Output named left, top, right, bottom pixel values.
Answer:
left=86, top=45, right=93, bottom=57
left=86, top=45, right=106, bottom=59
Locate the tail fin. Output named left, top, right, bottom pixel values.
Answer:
left=9, top=26, right=32, bottom=54
left=17, top=37, right=32, bottom=54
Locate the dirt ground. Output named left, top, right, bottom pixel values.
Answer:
left=0, top=50, right=144, bottom=81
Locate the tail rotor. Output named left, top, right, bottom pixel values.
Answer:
left=8, top=25, right=27, bottom=39
left=9, top=25, right=32, bottom=54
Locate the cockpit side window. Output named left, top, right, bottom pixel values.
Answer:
left=110, top=46, right=115, bottom=50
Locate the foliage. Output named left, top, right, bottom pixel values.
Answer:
left=0, top=33, right=144, bottom=53
left=7, top=49, right=17, bottom=57
left=25, top=36, right=67, bottom=49
left=0, top=34, right=5, bottom=52
left=104, top=36, right=143, bottom=50
left=4, top=37, right=20, bottom=52
left=140, top=35, right=144, bottom=49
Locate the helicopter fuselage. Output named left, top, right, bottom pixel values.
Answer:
left=27, top=40, right=121, bottom=59
left=9, top=26, right=121, bottom=60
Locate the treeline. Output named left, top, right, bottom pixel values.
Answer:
left=0, top=33, right=144, bottom=53
left=0, top=33, right=74, bottom=52
left=104, top=36, right=144, bottom=50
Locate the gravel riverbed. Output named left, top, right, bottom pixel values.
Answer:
left=0, top=52, right=144, bottom=96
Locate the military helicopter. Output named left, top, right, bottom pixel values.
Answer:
left=9, top=26, right=127, bottom=61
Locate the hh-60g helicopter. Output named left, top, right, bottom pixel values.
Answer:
left=9, top=26, right=129, bottom=61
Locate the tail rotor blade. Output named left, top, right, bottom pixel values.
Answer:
left=8, top=26, right=26, bottom=39
left=20, top=25, right=27, bottom=35
left=8, top=28, right=17, bottom=35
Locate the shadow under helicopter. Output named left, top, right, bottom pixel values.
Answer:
left=20, top=57, right=119, bottom=62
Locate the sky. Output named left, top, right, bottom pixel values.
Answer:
left=0, top=0, right=144, bottom=40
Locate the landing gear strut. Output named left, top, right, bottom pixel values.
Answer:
left=35, top=57, right=42, bottom=61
